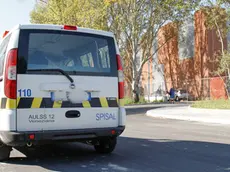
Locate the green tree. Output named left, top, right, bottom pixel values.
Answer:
left=31, top=0, right=108, bottom=30
left=31, top=0, right=200, bottom=102
left=104, top=0, right=200, bottom=102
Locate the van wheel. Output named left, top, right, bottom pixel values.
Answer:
left=94, top=137, right=117, bottom=154
left=0, top=143, right=12, bottom=161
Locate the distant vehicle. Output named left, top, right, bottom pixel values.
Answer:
left=175, top=89, right=193, bottom=101
left=144, top=91, right=168, bottom=102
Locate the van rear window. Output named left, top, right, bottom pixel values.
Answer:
left=17, top=29, right=117, bottom=76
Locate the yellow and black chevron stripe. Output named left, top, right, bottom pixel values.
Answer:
left=0, top=97, right=123, bottom=109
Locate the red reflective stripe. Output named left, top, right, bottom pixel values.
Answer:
left=118, top=82, right=124, bottom=99
left=116, top=54, right=124, bottom=99
left=116, top=54, right=123, bottom=70
left=2, top=31, right=9, bottom=38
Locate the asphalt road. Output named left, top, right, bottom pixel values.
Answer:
left=1, top=105, right=230, bottom=172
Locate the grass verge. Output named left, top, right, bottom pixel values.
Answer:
left=124, top=97, right=147, bottom=105
left=123, top=97, right=164, bottom=105
left=191, top=99, right=230, bottom=109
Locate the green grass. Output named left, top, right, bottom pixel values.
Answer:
left=191, top=99, right=230, bottom=109
left=123, top=97, right=164, bottom=105
left=124, top=97, right=147, bottom=105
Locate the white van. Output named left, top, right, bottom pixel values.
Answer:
left=0, top=24, right=126, bottom=161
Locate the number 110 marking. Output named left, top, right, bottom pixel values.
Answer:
left=18, top=89, right=32, bottom=97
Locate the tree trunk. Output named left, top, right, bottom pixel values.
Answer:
left=133, top=92, right=140, bottom=103
left=132, top=81, right=140, bottom=103
left=227, top=69, right=230, bottom=99
left=131, top=66, right=143, bottom=103
left=228, top=69, right=230, bottom=80
left=214, top=19, right=230, bottom=99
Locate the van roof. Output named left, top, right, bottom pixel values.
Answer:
left=7, top=24, right=115, bottom=37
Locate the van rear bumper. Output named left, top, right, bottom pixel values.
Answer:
left=0, top=126, right=125, bottom=147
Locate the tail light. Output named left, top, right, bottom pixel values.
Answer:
left=116, top=54, right=124, bottom=99
left=63, top=25, right=77, bottom=30
left=29, top=134, right=35, bottom=140
left=4, top=49, right=17, bottom=99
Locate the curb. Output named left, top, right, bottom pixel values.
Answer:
left=146, top=107, right=230, bottom=125
left=188, top=106, right=230, bottom=112
left=125, top=102, right=191, bottom=109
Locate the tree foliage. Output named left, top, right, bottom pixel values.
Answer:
left=106, top=0, right=201, bottom=102
left=31, top=0, right=108, bottom=30
left=31, top=0, right=200, bottom=102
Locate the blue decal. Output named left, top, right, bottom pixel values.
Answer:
left=18, top=89, right=32, bottom=97
left=96, top=113, right=116, bottom=121
left=87, top=92, right=92, bottom=101
left=50, top=92, right=54, bottom=101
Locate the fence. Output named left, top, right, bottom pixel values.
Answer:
left=201, top=76, right=230, bottom=100
left=142, top=80, right=198, bottom=102
left=138, top=76, right=230, bottom=102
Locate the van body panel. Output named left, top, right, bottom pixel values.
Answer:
left=16, top=28, right=120, bottom=132
left=0, top=29, right=20, bottom=132
left=0, top=110, right=16, bottom=131
left=17, top=108, right=119, bottom=131
left=16, top=75, right=119, bottom=131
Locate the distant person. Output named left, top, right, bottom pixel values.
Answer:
left=169, top=87, right=175, bottom=103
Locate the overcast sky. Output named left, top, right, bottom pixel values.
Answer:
left=0, top=0, right=35, bottom=34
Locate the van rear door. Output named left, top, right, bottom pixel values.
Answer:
left=16, top=29, right=120, bottom=132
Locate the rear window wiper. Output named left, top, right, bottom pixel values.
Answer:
left=27, top=69, right=74, bottom=84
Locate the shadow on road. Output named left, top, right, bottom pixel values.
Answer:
left=126, top=103, right=190, bottom=115
left=126, top=106, right=162, bottom=115
left=5, top=137, right=230, bottom=172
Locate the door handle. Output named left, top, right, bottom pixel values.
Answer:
left=65, top=110, right=81, bottom=118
